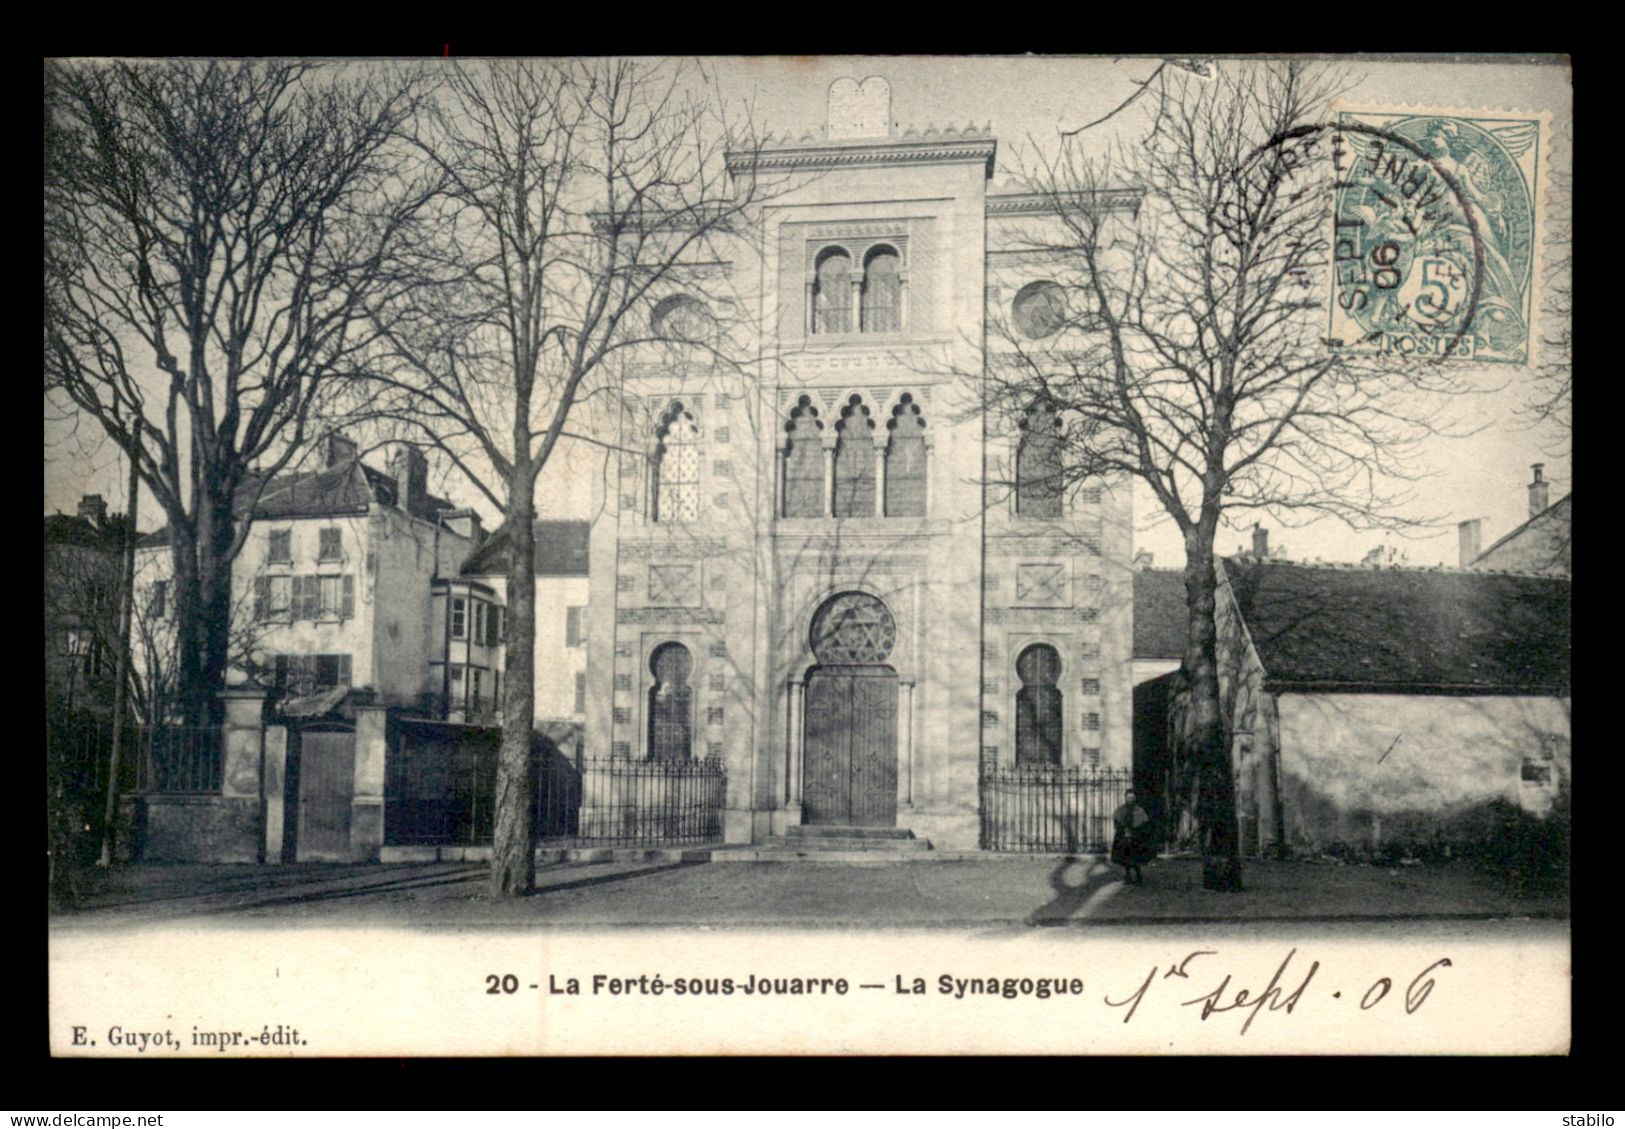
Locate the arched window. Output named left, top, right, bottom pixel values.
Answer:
left=652, top=402, right=700, bottom=523
left=783, top=396, right=824, bottom=518
left=1015, top=643, right=1063, bottom=767
left=647, top=642, right=694, bottom=761
left=861, top=245, right=902, bottom=332
left=813, top=248, right=853, bottom=334
left=884, top=393, right=926, bottom=516
left=1016, top=402, right=1064, bottom=518
left=832, top=395, right=875, bottom=518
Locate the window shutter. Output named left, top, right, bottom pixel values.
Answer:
left=574, top=671, right=587, bottom=714
left=254, top=577, right=269, bottom=622
left=341, top=575, right=355, bottom=619
left=301, top=576, right=320, bottom=620
left=338, top=654, right=352, bottom=686
left=566, top=606, right=582, bottom=647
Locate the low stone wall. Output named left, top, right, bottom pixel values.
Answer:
left=120, top=795, right=261, bottom=864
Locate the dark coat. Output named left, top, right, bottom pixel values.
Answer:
left=1111, top=802, right=1155, bottom=866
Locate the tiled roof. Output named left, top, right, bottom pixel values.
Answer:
left=1133, top=568, right=1189, bottom=660
left=44, top=513, right=126, bottom=552
left=1475, top=492, right=1572, bottom=567
left=135, top=457, right=451, bottom=547
left=1223, top=558, right=1570, bottom=694
left=461, top=521, right=590, bottom=578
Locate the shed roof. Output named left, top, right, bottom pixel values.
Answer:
left=461, top=521, right=590, bottom=578
left=1133, top=568, right=1189, bottom=660
left=1222, top=558, right=1570, bottom=695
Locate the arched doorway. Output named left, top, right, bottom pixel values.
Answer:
left=803, top=592, right=899, bottom=827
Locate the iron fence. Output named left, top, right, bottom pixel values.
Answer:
left=979, top=763, right=1133, bottom=853
left=139, top=724, right=222, bottom=794
left=577, top=756, right=726, bottom=846
left=385, top=724, right=726, bottom=848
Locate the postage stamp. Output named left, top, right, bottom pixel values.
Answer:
left=1328, top=107, right=1551, bottom=366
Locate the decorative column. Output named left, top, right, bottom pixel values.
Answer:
left=821, top=439, right=836, bottom=518
left=778, top=445, right=789, bottom=519
left=899, top=678, right=916, bottom=808
left=850, top=270, right=864, bottom=333
left=898, top=271, right=909, bottom=333
left=922, top=435, right=935, bottom=518
left=786, top=677, right=806, bottom=821
left=874, top=444, right=888, bottom=517
left=805, top=274, right=817, bottom=336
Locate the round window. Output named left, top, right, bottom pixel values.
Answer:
left=651, top=295, right=714, bottom=341
left=810, top=592, right=897, bottom=665
left=1012, top=280, right=1068, bottom=339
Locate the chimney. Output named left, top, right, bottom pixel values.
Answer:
left=325, top=433, right=359, bottom=468
left=76, top=494, right=108, bottom=528
left=441, top=508, right=483, bottom=543
left=1252, top=523, right=1269, bottom=561
left=1458, top=519, right=1482, bottom=568
left=389, top=443, right=429, bottom=518
left=1528, top=463, right=1549, bottom=518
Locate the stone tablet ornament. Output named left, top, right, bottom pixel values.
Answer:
left=828, top=76, right=891, bottom=141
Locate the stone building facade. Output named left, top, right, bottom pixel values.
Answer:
left=584, top=77, right=1135, bottom=850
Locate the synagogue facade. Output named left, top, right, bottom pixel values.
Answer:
left=583, top=78, right=1136, bottom=850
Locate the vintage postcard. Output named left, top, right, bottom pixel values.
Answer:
left=43, top=53, right=1571, bottom=1059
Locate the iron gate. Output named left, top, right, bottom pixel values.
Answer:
left=979, top=763, right=1134, bottom=853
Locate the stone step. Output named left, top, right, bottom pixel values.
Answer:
left=786, top=825, right=918, bottom=841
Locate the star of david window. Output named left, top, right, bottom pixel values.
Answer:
left=810, top=592, right=897, bottom=665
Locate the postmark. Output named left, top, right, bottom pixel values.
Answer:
left=1327, top=107, right=1550, bottom=366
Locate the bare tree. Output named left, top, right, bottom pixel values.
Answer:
left=44, top=60, right=436, bottom=725
left=369, top=58, right=771, bottom=896
left=1525, top=169, right=1571, bottom=446
left=982, top=62, right=1479, bottom=889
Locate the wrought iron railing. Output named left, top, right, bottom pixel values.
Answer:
left=139, top=725, right=223, bottom=794
left=577, top=756, right=726, bottom=846
left=979, top=763, right=1132, bottom=853
left=385, top=721, right=725, bottom=848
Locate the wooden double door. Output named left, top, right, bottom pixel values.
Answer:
left=803, top=666, right=898, bottom=827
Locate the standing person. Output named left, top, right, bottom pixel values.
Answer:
left=1112, top=789, right=1153, bottom=885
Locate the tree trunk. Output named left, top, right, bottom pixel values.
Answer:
left=1182, top=525, right=1244, bottom=892
left=172, top=492, right=237, bottom=728
left=490, top=467, right=538, bottom=897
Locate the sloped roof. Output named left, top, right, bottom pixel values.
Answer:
left=44, top=513, right=127, bottom=552
left=1222, top=558, right=1570, bottom=694
left=461, top=521, right=590, bottom=578
left=135, top=457, right=453, bottom=548
left=1475, top=492, right=1572, bottom=569
left=1133, top=568, right=1189, bottom=660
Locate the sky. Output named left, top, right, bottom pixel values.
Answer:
left=43, top=54, right=1572, bottom=569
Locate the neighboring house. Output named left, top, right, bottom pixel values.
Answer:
left=582, top=74, right=1137, bottom=851
left=1132, top=566, right=1187, bottom=685
left=1459, top=463, right=1571, bottom=576
left=44, top=495, right=129, bottom=717
left=134, top=435, right=476, bottom=718
left=450, top=520, right=590, bottom=727
left=1198, top=557, right=1570, bottom=857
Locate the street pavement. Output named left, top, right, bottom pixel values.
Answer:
left=48, top=854, right=1568, bottom=931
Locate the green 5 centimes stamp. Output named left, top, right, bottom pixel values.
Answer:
left=1329, top=108, right=1550, bottom=365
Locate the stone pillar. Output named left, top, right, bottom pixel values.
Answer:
left=805, top=276, right=817, bottom=336
left=849, top=272, right=863, bottom=333
left=263, top=723, right=289, bottom=863
left=786, top=677, right=805, bottom=822
left=874, top=445, right=887, bottom=517
left=898, top=272, right=909, bottom=332
left=351, top=703, right=389, bottom=862
left=218, top=683, right=268, bottom=863
left=899, top=678, right=915, bottom=808
left=922, top=436, right=935, bottom=518
left=821, top=443, right=836, bottom=518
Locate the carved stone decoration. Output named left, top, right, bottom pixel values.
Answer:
left=1014, top=562, right=1070, bottom=608
left=615, top=607, right=725, bottom=625
left=618, top=538, right=728, bottom=560
left=649, top=563, right=701, bottom=607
